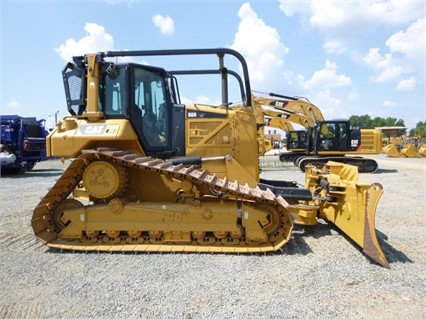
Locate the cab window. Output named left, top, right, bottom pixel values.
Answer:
left=133, top=67, right=170, bottom=148
left=102, top=66, right=127, bottom=117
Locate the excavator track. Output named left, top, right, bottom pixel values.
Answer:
left=32, top=148, right=293, bottom=253
left=298, top=156, right=378, bottom=173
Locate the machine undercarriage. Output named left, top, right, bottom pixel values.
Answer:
left=32, top=148, right=293, bottom=253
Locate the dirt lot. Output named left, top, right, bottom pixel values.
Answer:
left=0, top=154, right=425, bottom=319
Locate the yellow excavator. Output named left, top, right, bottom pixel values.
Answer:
left=31, top=48, right=388, bottom=267
left=253, top=93, right=382, bottom=173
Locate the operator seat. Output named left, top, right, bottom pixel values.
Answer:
left=142, top=109, right=162, bottom=146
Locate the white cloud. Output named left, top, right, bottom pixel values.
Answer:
left=310, top=90, right=344, bottom=119
left=298, top=60, right=352, bottom=90
left=152, top=14, right=175, bottom=36
left=397, top=76, right=417, bottom=91
left=104, top=0, right=135, bottom=5
left=180, top=94, right=218, bottom=106
left=322, top=39, right=347, bottom=54
left=179, top=94, right=193, bottom=105
left=363, top=48, right=387, bottom=67
left=348, top=88, right=359, bottom=102
left=387, top=18, right=424, bottom=57
left=195, top=95, right=212, bottom=104
left=383, top=100, right=397, bottom=108
left=55, top=23, right=114, bottom=62
left=364, top=17, right=426, bottom=83
left=279, top=1, right=424, bottom=54
left=278, top=1, right=310, bottom=16
left=278, top=0, right=424, bottom=95
left=309, top=1, right=346, bottom=29
left=230, top=3, right=289, bottom=86
left=386, top=18, right=425, bottom=75
left=375, top=66, right=404, bottom=83
left=363, top=48, right=403, bottom=82
left=308, top=0, right=423, bottom=28
left=7, top=98, right=22, bottom=109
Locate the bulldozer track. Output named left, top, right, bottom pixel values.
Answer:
left=32, top=148, right=293, bottom=253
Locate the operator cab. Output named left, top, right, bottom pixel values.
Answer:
left=306, top=120, right=352, bottom=154
left=63, top=49, right=254, bottom=159
left=100, top=63, right=185, bottom=158
left=286, top=130, right=307, bottom=150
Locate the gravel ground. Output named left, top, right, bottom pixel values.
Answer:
left=0, top=154, right=425, bottom=319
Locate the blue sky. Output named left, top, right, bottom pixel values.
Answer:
left=1, top=0, right=425, bottom=130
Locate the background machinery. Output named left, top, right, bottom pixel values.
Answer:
left=31, top=48, right=388, bottom=267
left=253, top=94, right=382, bottom=173
left=0, top=115, right=49, bottom=173
left=382, top=132, right=425, bottom=158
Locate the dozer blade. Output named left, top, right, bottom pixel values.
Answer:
left=361, top=183, right=388, bottom=268
left=307, top=162, right=389, bottom=267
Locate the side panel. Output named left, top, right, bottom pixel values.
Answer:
left=184, top=105, right=260, bottom=184
left=357, top=128, right=382, bottom=154
left=346, top=128, right=382, bottom=154
left=47, top=118, right=143, bottom=157
left=171, top=104, right=185, bottom=156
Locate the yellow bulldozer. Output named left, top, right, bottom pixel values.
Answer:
left=31, top=48, right=388, bottom=267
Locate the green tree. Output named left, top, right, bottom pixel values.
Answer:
left=349, top=115, right=405, bottom=128
left=409, top=121, right=426, bottom=137
left=349, top=114, right=372, bottom=127
left=371, top=116, right=405, bottom=127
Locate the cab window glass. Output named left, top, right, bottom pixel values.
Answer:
left=133, top=67, right=169, bottom=148
left=102, top=67, right=127, bottom=116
